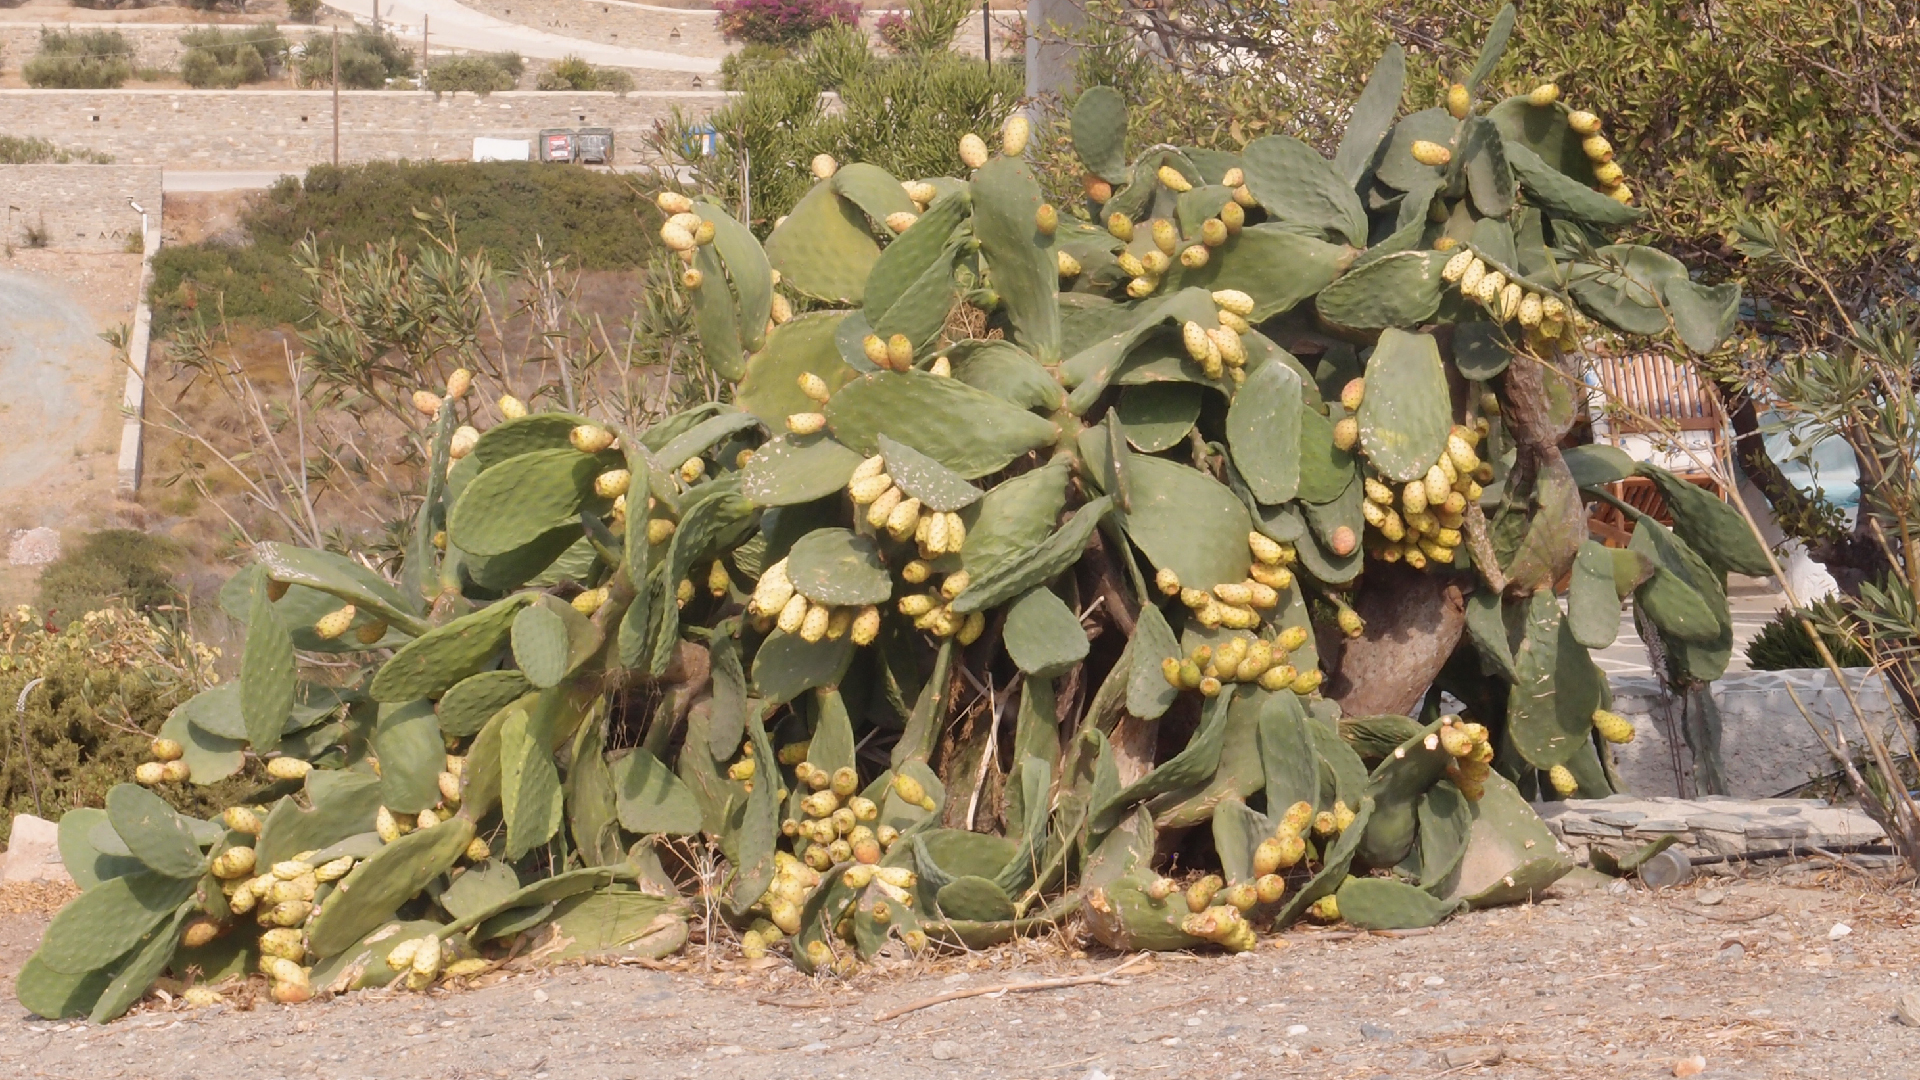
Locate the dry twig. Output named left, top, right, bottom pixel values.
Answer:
left=871, top=954, right=1151, bottom=1022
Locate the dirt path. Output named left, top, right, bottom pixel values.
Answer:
left=2, top=868, right=1917, bottom=1079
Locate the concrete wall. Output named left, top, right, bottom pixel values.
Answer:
left=1606, top=667, right=1908, bottom=799
left=0, top=88, right=725, bottom=169
left=0, top=164, right=162, bottom=252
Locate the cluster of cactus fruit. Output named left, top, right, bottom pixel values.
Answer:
left=21, top=6, right=1770, bottom=1022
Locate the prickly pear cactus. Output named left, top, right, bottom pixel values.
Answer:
left=22, top=5, right=1755, bottom=1020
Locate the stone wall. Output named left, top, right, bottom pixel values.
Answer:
left=0, top=88, right=725, bottom=168
left=1605, top=667, right=1908, bottom=799
left=1, top=163, right=162, bottom=252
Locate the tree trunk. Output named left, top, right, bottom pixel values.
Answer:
left=1323, top=562, right=1471, bottom=718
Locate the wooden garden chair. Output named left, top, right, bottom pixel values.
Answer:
left=1582, top=350, right=1730, bottom=547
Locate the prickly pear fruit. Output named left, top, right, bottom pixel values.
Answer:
left=1548, top=763, right=1579, bottom=796
left=314, top=604, right=355, bottom=640
left=1592, top=709, right=1636, bottom=743
left=1333, top=417, right=1359, bottom=451
left=1528, top=83, right=1560, bottom=106
left=958, top=133, right=989, bottom=168
left=1446, top=83, right=1470, bottom=118
left=1411, top=139, right=1452, bottom=166
left=810, top=153, right=837, bottom=179
left=1002, top=114, right=1030, bottom=155
left=1567, top=110, right=1602, bottom=135
left=1057, top=250, right=1082, bottom=278
left=266, top=756, right=312, bottom=781
left=1186, top=874, right=1224, bottom=913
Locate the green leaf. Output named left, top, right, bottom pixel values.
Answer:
left=160, top=687, right=244, bottom=786
left=91, top=904, right=191, bottom=1023
left=1126, top=603, right=1182, bottom=721
left=35, top=870, right=196, bottom=974
left=751, top=631, right=856, bottom=704
left=369, top=595, right=530, bottom=703
left=1114, top=456, right=1254, bottom=590
left=763, top=182, right=879, bottom=304
left=306, top=817, right=475, bottom=958
left=611, top=748, right=703, bottom=835
left=241, top=579, right=296, bottom=752
left=437, top=670, right=534, bottom=738
left=1163, top=226, right=1354, bottom=321
left=969, top=155, right=1061, bottom=363
left=1638, top=462, right=1772, bottom=577
left=470, top=411, right=592, bottom=469
left=1002, top=587, right=1090, bottom=679
left=1257, top=690, right=1319, bottom=816
left=1090, top=689, right=1236, bottom=834
left=447, top=446, right=615, bottom=558
left=1564, top=443, right=1637, bottom=488
left=826, top=372, right=1060, bottom=480
left=1466, top=3, right=1515, bottom=90
left=105, top=784, right=204, bottom=880
left=738, top=432, right=866, bottom=507
left=1507, top=593, right=1605, bottom=768
left=879, top=433, right=982, bottom=512
left=1334, top=877, right=1460, bottom=931
left=1225, top=357, right=1303, bottom=503
left=785, top=527, right=893, bottom=605
left=512, top=595, right=601, bottom=689
left=502, top=705, right=564, bottom=859
left=373, top=700, right=444, bottom=814
left=693, top=202, right=774, bottom=354
left=960, top=459, right=1068, bottom=581
left=1451, top=320, right=1511, bottom=379
left=256, top=770, right=383, bottom=866
left=1241, top=134, right=1368, bottom=246
left=1296, top=409, right=1358, bottom=504
left=1333, top=43, right=1406, bottom=187
left=947, top=339, right=1065, bottom=412
left=253, top=542, right=425, bottom=629
left=1115, top=383, right=1202, bottom=453
left=1355, top=328, right=1450, bottom=483
left=1071, top=86, right=1129, bottom=182
left=735, top=311, right=858, bottom=429
left=1503, top=140, right=1644, bottom=227
left=1568, top=541, right=1622, bottom=648
left=952, top=496, right=1113, bottom=614
left=1375, top=107, right=1455, bottom=193
left=15, top=957, right=113, bottom=1020
left=1315, top=250, right=1447, bottom=331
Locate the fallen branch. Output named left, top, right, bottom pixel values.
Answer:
left=871, top=954, right=1152, bottom=1022
left=1292, top=926, right=1444, bottom=943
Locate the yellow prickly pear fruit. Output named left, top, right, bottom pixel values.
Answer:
left=314, top=855, right=355, bottom=883
left=183, top=986, right=224, bottom=1008
left=1567, top=109, right=1602, bottom=135
left=799, top=601, right=831, bottom=643
left=1476, top=269, right=1507, bottom=306
left=1425, top=464, right=1452, bottom=506
left=1201, top=217, right=1229, bottom=248
left=1446, top=83, right=1471, bottom=118
left=497, top=393, right=527, bottom=420
left=656, top=191, right=694, bottom=215
left=659, top=219, right=697, bottom=251
left=1332, top=416, right=1359, bottom=451
left=1115, top=251, right=1147, bottom=279
left=1224, top=882, right=1259, bottom=912
left=569, top=424, right=614, bottom=453
left=1441, top=248, right=1475, bottom=283
left=886, top=333, right=915, bottom=370
left=785, top=412, right=827, bottom=436
left=885, top=496, right=923, bottom=541
left=750, top=558, right=794, bottom=616
left=1246, top=531, right=1286, bottom=566
left=1208, top=327, right=1245, bottom=367
left=1219, top=198, right=1246, bottom=234
left=1329, top=525, right=1358, bottom=557
left=1517, top=291, right=1544, bottom=328
left=1083, top=174, right=1113, bottom=202
left=1434, top=235, right=1459, bottom=251
left=680, top=267, right=704, bottom=290
left=726, top=758, right=755, bottom=783
left=905, top=180, right=938, bottom=205
left=1180, top=243, right=1210, bottom=269
left=375, top=805, right=402, bottom=843
left=809, top=153, right=837, bottom=179
left=1581, top=134, right=1613, bottom=162
left=1141, top=249, right=1170, bottom=276
left=646, top=517, right=679, bottom=546
left=1254, top=873, right=1287, bottom=905
left=893, top=772, right=928, bottom=809
left=1335, top=604, right=1364, bottom=638
left=314, top=604, right=355, bottom=640
left=1292, top=668, right=1324, bottom=694
left=266, top=756, right=312, bottom=781
left=862, top=334, right=890, bottom=367
left=161, top=760, right=191, bottom=783
left=181, top=915, right=221, bottom=949
left=820, top=605, right=853, bottom=642
left=1592, top=708, right=1636, bottom=743
left=828, top=766, right=859, bottom=799
left=264, top=900, right=313, bottom=927
left=1151, top=218, right=1178, bottom=256
left=259, top=927, right=305, bottom=960
left=1213, top=582, right=1253, bottom=606
left=1257, top=663, right=1297, bottom=692
left=1108, top=212, right=1134, bottom=242
left=1499, top=280, right=1524, bottom=322
left=1186, top=873, right=1224, bottom=913
left=212, top=845, right=257, bottom=879
left=939, top=569, right=970, bottom=600
left=149, top=736, right=184, bottom=763
left=1607, top=184, right=1634, bottom=205
left=1252, top=838, right=1287, bottom=877
left=1156, top=164, right=1193, bottom=192
left=827, top=838, right=854, bottom=863
left=1593, top=160, right=1625, bottom=186
left=1180, top=320, right=1212, bottom=364
left=958, top=132, right=990, bottom=168
left=1057, top=250, right=1082, bottom=278
left=1244, top=582, right=1279, bottom=610
left=1528, top=82, right=1560, bottom=106
left=884, top=211, right=919, bottom=234
left=1144, top=876, right=1179, bottom=902
left=1308, top=894, right=1340, bottom=922
left=1126, top=276, right=1158, bottom=299
left=1208, top=294, right=1256, bottom=324
left=1272, top=800, right=1314, bottom=838
left=1232, top=183, right=1257, bottom=207
left=1339, top=377, right=1365, bottom=411
left=796, top=371, right=833, bottom=405
left=223, top=805, right=262, bottom=835
left=1161, top=656, right=1186, bottom=689
left=1547, top=763, right=1579, bottom=796
left=1459, top=257, right=1486, bottom=296
left=1034, top=203, right=1058, bottom=236
left=1411, top=139, right=1452, bottom=166
left=410, top=388, right=444, bottom=419
left=999, top=112, right=1031, bottom=155
left=770, top=591, right=809, bottom=637
left=1332, top=800, right=1357, bottom=832
left=1447, top=431, right=1480, bottom=474
left=594, top=468, right=632, bottom=500
left=1198, top=675, right=1223, bottom=697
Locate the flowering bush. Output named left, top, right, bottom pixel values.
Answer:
left=716, top=0, right=860, bottom=46
left=874, top=11, right=910, bottom=51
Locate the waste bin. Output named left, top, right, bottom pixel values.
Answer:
left=539, top=129, right=575, bottom=163
left=574, top=127, right=614, bottom=165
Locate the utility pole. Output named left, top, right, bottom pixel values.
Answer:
left=982, top=1, right=990, bottom=64
left=373, top=0, right=380, bottom=31
left=422, top=15, right=429, bottom=82
left=331, top=29, right=340, bottom=167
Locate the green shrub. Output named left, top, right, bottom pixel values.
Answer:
left=23, top=29, right=133, bottom=89
left=1745, top=598, right=1870, bottom=671
left=535, top=55, right=634, bottom=92
left=803, top=22, right=870, bottom=90
left=426, top=53, right=520, bottom=95
left=0, top=606, right=233, bottom=846
left=719, top=42, right=794, bottom=90
left=0, top=136, right=112, bottom=165
left=286, top=0, right=322, bottom=23
left=296, top=25, right=413, bottom=88
left=179, top=25, right=286, bottom=89
left=34, top=530, right=184, bottom=630
left=151, top=162, right=660, bottom=333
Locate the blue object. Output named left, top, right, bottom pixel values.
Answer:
left=684, top=124, right=719, bottom=158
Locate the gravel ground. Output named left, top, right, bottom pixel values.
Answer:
left=3, top=863, right=1919, bottom=1079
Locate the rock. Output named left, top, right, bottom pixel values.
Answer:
left=1, top=814, right=71, bottom=885
left=1694, top=888, right=1725, bottom=906
left=1627, top=915, right=1649, bottom=928
left=1284, top=1024, right=1309, bottom=1037
left=931, top=1040, right=961, bottom=1061
left=1829, top=923, right=1852, bottom=941
left=1421, top=976, right=1445, bottom=987
left=1673, top=1054, right=1707, bottom=1077
left=6, top=527, right=60, bottom=567
left=1716, top=942, right=1744, bottom=962
left=1895, top=990, right=1920, bottom=1027
left=1442, top=1044, right=1504, bottom=1068
left=1358, top=1023, right=1395, bottom=1042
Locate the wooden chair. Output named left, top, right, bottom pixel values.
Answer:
left=1582, top=351, right=1730, bottom=547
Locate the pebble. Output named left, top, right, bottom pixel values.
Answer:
left=1829, top=923, right=1852, bottom=940
left=1716, top=942, right=1745, bottom=962
left=1285, top=1024, right=1309, bottom=1037
left=1695, top=888, right=1725, bottom=906
left=1674, top=1054, right=1707, bottom=1077
left=1443, top=1044, right=1504, bottom=1068
left=1627, top=915, right=1649, bottom=928
left=1897, top=990, right=1920, bottom=1027
left=1358, top=1023, right=1395, bottom=1042
left=532, top=989, right=549, bottom=1003
left=931, top=1040, right=961, bottom=1060
left=1422, top=976, right=1445, bottom=987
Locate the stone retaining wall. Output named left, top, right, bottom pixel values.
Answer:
left=1, top=163, right=162, bottom=252
left=0, top=88, right=724, bottom=168
left=1606, top=667, right=1908, bottom=799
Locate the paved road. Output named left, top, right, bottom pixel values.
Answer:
left=322, top=0, right=720, bottom=71
left=0, top=272, right=94, bottom=496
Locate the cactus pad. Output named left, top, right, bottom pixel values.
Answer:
left=786, top=527, right=893, bottom=605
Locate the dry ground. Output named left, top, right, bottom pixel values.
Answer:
left=2, top=863, right=1918, bottom=1079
